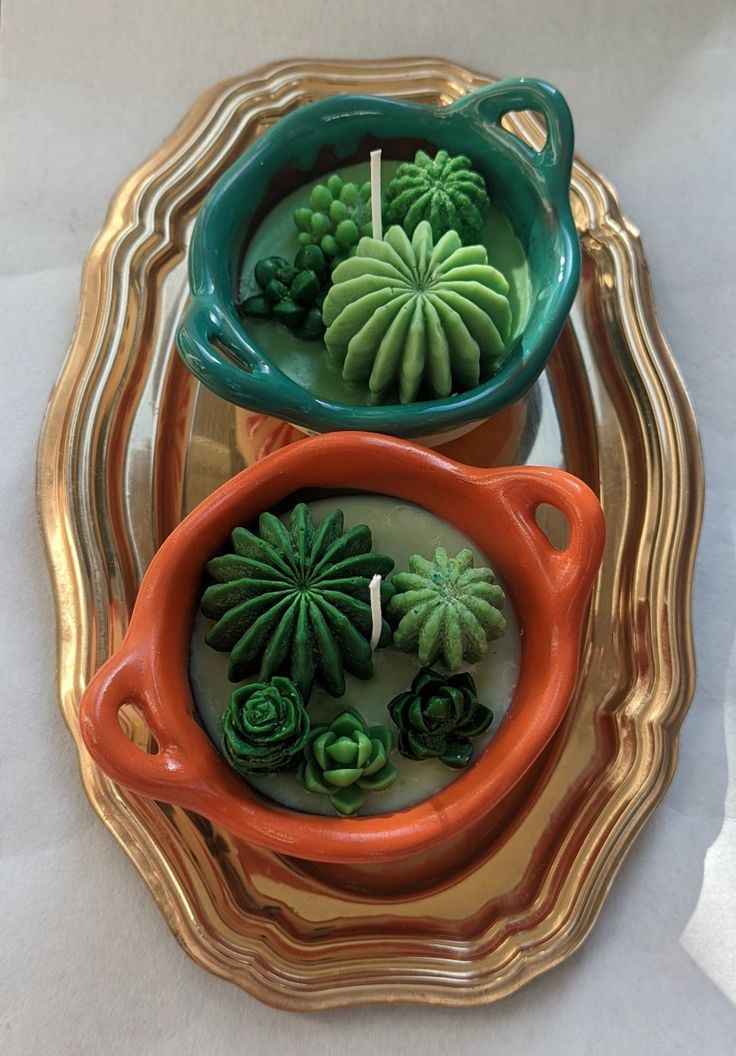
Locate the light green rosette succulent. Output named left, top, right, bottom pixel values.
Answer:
left=384, top=149, right=490, bottom=244
left=388, top=547, right=506, bottom=670
left=322, top=221, right=511, bottom=404
left=297, top=707, right=397, bottom=816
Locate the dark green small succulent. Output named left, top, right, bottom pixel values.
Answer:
left=240, top=245, right=330, bottom=340
left=384, top=149, right=490, bottom=244
left=388, top=667, right=492, bottom=769
left=222, top=676, right=310, bottom=776
left=298, top=707, right=396, bottom=816
left=201, top=504, right=395, bottom=700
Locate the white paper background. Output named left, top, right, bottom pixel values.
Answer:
left=1, top=1, right=735, bottom=1052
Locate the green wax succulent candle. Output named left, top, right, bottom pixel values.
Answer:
left=322, top=221, right=512, bottom=404
left=191, top=496, right=520, bottom=816
left=200, top=503, right=395, bottom=699
left=297, top=708, right=397, bottom=816
left=222, top=677, right=310, bottom=776
left=388, top=667, right=492, bottom=769
left=388, top=545, right=506, bottom=669
left=384, top=149, right=490, bottom=244
left=293, top=173, right=373, bottom=262
left=238, top=161, right=530, bottom=407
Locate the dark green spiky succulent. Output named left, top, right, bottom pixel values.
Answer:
left=222, top=677, right=310, bottom=776
left=293, top=174, right=373, bottom=265
left=388, top=667, right=492, bottom=768
left=388, top=547, right=506, bottom=670
left=297, top=707, right=396, bottom=815
left=384, top=149, right=490, bottom=245
left=201, top=504, right=395, bottom=699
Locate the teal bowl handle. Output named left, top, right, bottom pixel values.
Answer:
left=449, top=78, right=574, bottom=203
left=177, top=298, right=308, bottom=418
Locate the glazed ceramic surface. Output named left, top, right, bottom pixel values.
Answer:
left=79, top=434, right=604, bottom=864
left=38, top=59, right=702, bottom=1009
left=177, top=76, right=579, bottom=438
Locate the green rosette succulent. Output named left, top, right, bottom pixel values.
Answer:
left=322, top=221, right=511, bottom=405
left=388, top=667, right=491, bottom=769
left=297, top=707, right=396, bottom=815
left=384, top=149, right=490, bottom=244
left=293, top=174, right=373, bottom=264
left=388, top=546, right=506, bottom=670
left=201, top=504, right=395, bottom=699
left=222, top=676, right=310, bottom=776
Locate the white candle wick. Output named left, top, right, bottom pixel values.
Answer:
left=369, top=573, right=383, bottom=650
left=370, top=149, right=383, bottom=241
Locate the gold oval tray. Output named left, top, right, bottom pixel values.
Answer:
left=38, top=58, right=703, bottom=1010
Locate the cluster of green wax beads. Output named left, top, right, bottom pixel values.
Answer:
left=293, top=175, right=373, bottom=263
left=240, top=244, right=328, bottom=340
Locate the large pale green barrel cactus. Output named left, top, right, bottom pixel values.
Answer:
left=322, top=222, right=511, bottom=405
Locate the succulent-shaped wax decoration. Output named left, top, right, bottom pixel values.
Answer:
left=322, top=222, right=511, bottom=404
left=240, top=245, right=329, bottom=340
left=297, top=707, right=396, bottom=816
left=201, top=504, right=395, bottom=699
left=388, top=667, right=491, bottom=769
left=222, top=676, right=310, bottom=777
left=388, top=546, right=506, bottom=670
left=384, top=150, right=490, bottom=245
left=293, top=174, right=373, bottom=264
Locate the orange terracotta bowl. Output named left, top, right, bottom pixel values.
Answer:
left=80, top=433, right=605, bottom=869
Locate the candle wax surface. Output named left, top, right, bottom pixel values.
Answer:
left=190, top=495, right=521, bottom=816
left=238, top=161, right=531, bottom=406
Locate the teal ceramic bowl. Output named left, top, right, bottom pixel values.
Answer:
left=177, top=77, right=579, bottom=439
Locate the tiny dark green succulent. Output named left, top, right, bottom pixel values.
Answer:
left=222, top=676, right=310, bottom=776
left=388, top=667, right=492, bottom=769
left=240, top=245, right=329, bottom=340
left=201, top=504, right=395, bottom=699
left=297, top=707, right=396, bottom=816
left=388, top=546, right=506, bottom=670
left=384, top=149, right=490, bottom=244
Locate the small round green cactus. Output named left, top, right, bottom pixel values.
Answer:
left=222, top=676, right=310, bottom=776
left=384, top=149, right=490, bottom=244
left=297, top=707, right=397, bottom=816
left=293, top=174, right=373, bottom=263
left=388, top=546, right=506, bottom=670
left=388, top=667, right=492, bottom=769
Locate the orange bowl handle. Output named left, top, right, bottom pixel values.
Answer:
left=79, top=648, right=191, bottom=797
left=490, top=467, right=605, bottom=608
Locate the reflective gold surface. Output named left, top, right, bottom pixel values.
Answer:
left=37, top=58, right=703, bottom=1009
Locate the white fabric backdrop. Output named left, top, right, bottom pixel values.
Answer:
left=1, top=1, right=734, bottom=1052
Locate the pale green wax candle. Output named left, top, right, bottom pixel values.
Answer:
left=239, top=161, right=530, bottom=407
left=190, top=496, right=521, bottom=816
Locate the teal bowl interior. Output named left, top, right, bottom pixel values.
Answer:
left=177, top=77, right=580, bottom=439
